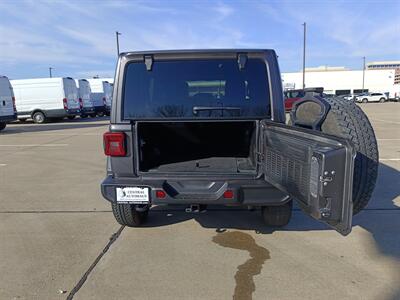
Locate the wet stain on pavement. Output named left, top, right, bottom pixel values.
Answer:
left=212, top=231, right=270, bottom=300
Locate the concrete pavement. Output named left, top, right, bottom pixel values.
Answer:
left=0, top=104, right=398, bottom=300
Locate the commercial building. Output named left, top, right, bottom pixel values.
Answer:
left=282, top=60, right=400, bottom=98
left=367, top=61, right=400, bottom=70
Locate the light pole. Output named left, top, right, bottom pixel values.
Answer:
left=362, top=56, right=366, bottom=92
left=302, top=22, right=306, bottom=89
left=116, top=31, right=121, bottom=56
left=49, top=67, right=53, bottom=78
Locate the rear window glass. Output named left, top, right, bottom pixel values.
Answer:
left=123, top=59, right=270, bottom=119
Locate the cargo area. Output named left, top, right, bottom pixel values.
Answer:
left=137, top=121, right=258, bottom=174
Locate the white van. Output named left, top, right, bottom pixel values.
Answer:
left=102, top=78, right=114, bottom=84
left=75, top=79, right=96, bottom=117
left=10, top=77, right=81, bottom=123
left=0, top=76, right=17, bottom=131
left=103, top=81, right=113, bottom=113
left=86, top=79, right=111, bottom=116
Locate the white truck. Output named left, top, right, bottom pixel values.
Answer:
left=0, top=76, right=17, bottom=131
left=75, top=79, right=96, bottom=117
left=10, top=77, right=81, bottom=123
left=86, top=79, right=112, bottom=116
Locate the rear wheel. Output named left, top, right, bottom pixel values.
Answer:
left=362, top=98, right=368, bottom=103
left=379, top=97, right=386, bottom=103
left=291, top=97, right=379, bottom=215
left=97, top=112, right=105, bottom=117
left=111, top=203, right=149, bottom=227
left=32, top=111, right=46, bottom=124
left=261, top=200, right=292, bottom=227
left=0, top=122, right=6, bottom=131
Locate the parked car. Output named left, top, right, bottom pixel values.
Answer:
left=10, top=77, right=81, bottom=123
left=388, top=88, right=400, bottom=102
left=342, top=94, right=356, bottom=101
left=284, top=89, right=305, bottom=111
left=284, top=88, right=326, bottom=111
left=101, top=49, right=378, bottom=236
left=355, top=92, right=388, bottom=103
left=75, top=79, right=96, bottom=118
left=86, top=79, right=112, bottom=116
left=0, top=76, right=17, bottom=131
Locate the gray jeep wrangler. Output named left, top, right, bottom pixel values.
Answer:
left=101, top=50, right=378, bottom=236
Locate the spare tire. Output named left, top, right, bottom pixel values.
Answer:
left=290, top=96, right=379, bottom=215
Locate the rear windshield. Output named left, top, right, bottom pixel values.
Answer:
left=123, top=59, right=270, bottom=119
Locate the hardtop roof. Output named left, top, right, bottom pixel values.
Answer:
left=120, top=49, right=275, bottom=58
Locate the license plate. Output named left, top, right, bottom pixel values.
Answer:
left=116, top=187, right=149, bottom=204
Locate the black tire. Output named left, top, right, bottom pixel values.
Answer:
left=261, top=200, right=292, bottom=227
left=291, top=97, right=379, bottom=215
left=67, top=116, right=76, bottom=120
left=80, top=114, right=88, bottom=118
left=0, top=122, right=6, bottom=131
left=97, top=112, right=105, bottom=117
left=111, top=203, right=148, bottom=227
left=362, top=98, right=368, bottom=103
left=32, top=111, right=46, bottom=124
left=379, top=98, right=386, bottom=103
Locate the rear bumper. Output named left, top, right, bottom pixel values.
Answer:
left=101, top=175, right=289, bottom=206
left=82, top=107, right=95, bottom=114
left=65, top=109, right=81, bottom=116
left=0, top=114, right=17, bottom=123
left=94, top=106, right=106, bottom=113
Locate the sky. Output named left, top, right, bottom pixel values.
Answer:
left=0, top=0, right=399, bottom=79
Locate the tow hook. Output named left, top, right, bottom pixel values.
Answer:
left=185, top=204, right=207, bottom=213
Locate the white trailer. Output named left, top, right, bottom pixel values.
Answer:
left=86, top=79, right=112, bottom=116
left=10, top=77, right=81, bottom=123
left=0, top=76, right=17, bottom=131
left=75, top=79, right=96, bottom=117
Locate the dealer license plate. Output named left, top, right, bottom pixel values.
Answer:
left=116, top=187, right=149, bottom=204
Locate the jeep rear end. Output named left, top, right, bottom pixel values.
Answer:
left=101, top=50, right=356, bottom=235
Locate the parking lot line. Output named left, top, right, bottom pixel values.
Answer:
left=370, top=118, right=400, bottom=125
left=377, top=139, right=400, bottom=141
left=0, top=144, right=69, bottom=147
left=380, top=158, right=400, bottom=161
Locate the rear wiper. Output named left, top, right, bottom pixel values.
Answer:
left=192, top=106, right=241, bottom=116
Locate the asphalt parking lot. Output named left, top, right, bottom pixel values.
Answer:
left=0, top=104, right=399, bottom=300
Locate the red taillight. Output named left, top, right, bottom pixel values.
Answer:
left=63, top=98, right=68, bottom=110
left=79, top=98, right=83, bottom=108
left=223, top=190, right=234, bottom=199
left=155, top=190, right=166, bottom=199
left=103, top=132, right=126, bottom=156
left=12, top=96, right=16, bottom=112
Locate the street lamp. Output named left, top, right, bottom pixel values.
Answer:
left=116, top=31, right=122, bottom=56
left=302, top=22, right=306, bottom=89
left=362, top=56, right=366, bottom=92
left=49, top=67, right=53, bottom=78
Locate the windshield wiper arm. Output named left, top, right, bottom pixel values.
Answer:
left=192, top=106, right=241, bottom=115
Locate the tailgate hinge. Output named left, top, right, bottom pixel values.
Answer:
left=255, top=151, right=264, bottom=165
